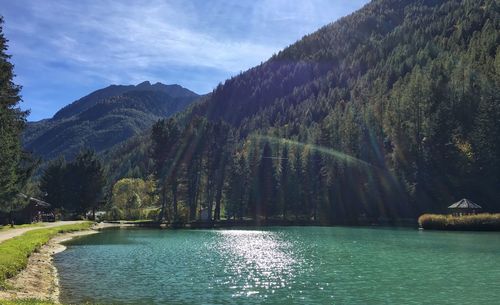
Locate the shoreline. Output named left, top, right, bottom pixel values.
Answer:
left=0, top=222, right=128, bottom=304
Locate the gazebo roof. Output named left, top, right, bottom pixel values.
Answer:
left=448, top=198, right=482, bottom=209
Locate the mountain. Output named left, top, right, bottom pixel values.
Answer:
left=105, top=0, right=500, bottom=222
left=23, top=81, right=200, bottom=161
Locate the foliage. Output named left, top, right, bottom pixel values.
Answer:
left=151, top=118, right=182, bottom=221
left=418, top=213, right=500, bottom=230
left=106, top=205, right=123, bottom=221
left=0, top=17, right=33, bottom=217
left=39, top=150, right=105, bottom=216
left=108, top=176, right=157, bottom=220
left=0, top=222, right=93, bottom=286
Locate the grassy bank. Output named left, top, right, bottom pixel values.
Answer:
left=418, top=213, right=500, bottom=231
left=1, top=299, right=100, bottom=305
left=1, top=299, right=57, bottom=305
left=0, top=223, right=43, bottom=231
left=0, top=222, right=93, bottom=286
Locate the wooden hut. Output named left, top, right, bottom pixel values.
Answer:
left=18, top=194, right=54, bottom=222
left=448, top=198, right=482, bottom=216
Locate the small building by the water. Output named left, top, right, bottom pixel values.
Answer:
left=448, top=198, right=482, bottom=216
left=18, top=193, right=54, bottom=223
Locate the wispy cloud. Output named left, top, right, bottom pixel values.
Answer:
left=1, top=0, right=368, bottom=120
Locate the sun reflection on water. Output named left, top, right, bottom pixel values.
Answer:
left=209, top=230, right=302, bottom=298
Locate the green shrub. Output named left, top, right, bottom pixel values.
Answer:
left=418, top=213, right=500, bottom=230
left=142, top=208, right=160, bottom=220
left=0, top=222, right=93, bottom=286
left=106, top=206, right=123, bottom=221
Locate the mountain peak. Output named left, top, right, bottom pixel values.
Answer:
left=136, top=81, right=152, bottom=88
left=52, top=81, right=198, bottom=120
left=25, top=82, right=200, bottom=160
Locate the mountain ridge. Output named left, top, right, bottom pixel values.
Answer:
left=52, top=81, right=198, bottom=121
left=23, top=81, right=200, bottom=161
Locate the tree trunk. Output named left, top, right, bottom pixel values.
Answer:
left=214, top=182, right=223, bottom=220
left=282, top=197, right=287, bottom=221
left=159, top=186, right=167, bottom=222
left=9, top=209, right=14, bottom=227
left=172, top=183, right=178, bottom=223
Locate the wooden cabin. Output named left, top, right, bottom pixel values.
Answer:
left=18, top=194, right=54, bottom=223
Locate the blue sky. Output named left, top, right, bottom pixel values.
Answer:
left=1, top=0, right=368, bottom=121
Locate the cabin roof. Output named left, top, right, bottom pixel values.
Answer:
left=18, top=193, right=51, bottom=208
left=30, top=197, right=51, bottom=208
left=448, top=198, right=482, bottom=209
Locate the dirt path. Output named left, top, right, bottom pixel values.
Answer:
left=0, top=221, right=86, bottom=243
left=0, top=222, right=131, bottom=303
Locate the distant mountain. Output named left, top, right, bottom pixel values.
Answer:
left=23, top=81, right=199, bottom=161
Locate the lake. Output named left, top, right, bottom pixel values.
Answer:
left=55, top=227, right=500, bottom=305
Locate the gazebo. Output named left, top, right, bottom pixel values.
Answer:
left=448, top=198, right=482, bottom=216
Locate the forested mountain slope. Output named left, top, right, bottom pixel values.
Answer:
left=23, top=82, right=199, bottom=161
left=108, top=0, right=499, bottom=223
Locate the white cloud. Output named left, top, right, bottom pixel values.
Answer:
left=14, top=0, right=281, bottom=85
left=2, top=0, right=368, bottom=120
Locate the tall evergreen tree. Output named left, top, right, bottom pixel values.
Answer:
left=258, top=142, right=275, bottom=219
left=39, top=158, right=66, bottom=209
left=73, top=150, right=105, bottom=217
left=151, top=118, right=180, bottom=222
left=0, top=17, right=30, bottom=223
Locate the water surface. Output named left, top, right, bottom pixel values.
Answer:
left=55, top=227, right=500, bottom=304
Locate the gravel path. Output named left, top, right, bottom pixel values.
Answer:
left=0, top=221, right=86, bottom=243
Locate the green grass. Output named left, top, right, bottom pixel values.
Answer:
left=418, top=213, right=500, bottom=230
left=0, top=223, right=44, bottom=231
left=0, top=299, right=103, bottom=305
left=123, top=219, right=154, bottom=223
left=0, top=299, right=57, bottom=305
left=0, top=222, right=93, bottom=286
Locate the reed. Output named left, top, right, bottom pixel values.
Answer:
left=418, top=213, right=500, bottom=231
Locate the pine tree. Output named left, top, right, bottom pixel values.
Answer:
left=73, top=150, right=105, bottom=217
left=39, top=158, right=66, bottom=209
left=0, top=17, right=30, bottom=223
left=151, top=118, right=180, bottom=222
left=258, top=142, right=275, bottom=220
left=279, top=145, right=290, bottom=220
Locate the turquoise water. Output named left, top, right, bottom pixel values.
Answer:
left=55, top=227, right=500, bottom=305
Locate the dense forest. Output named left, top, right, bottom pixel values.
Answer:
left=104, top=0, right=499, bottom=224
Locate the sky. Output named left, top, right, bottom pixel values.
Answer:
left=1, top=0, right=368, bottom=121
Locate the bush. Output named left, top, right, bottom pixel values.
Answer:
left=418, top=213, right=500, bottom=230
left=106, top=206, right=123, bottom=221
left=142, top=208, right=160, bottom=220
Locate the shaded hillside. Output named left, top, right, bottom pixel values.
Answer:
left=23, top=82, right=199, bottom=161
left=108, top=0, right=499, bottom=223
